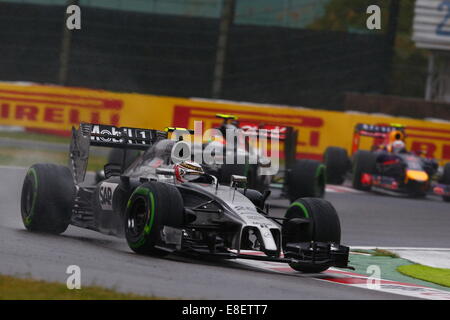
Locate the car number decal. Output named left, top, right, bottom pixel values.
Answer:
left=99, top=182, right=118, bottom=210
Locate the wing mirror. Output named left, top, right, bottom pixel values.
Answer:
left=230, top=175, right=247, bottom=202
left=230, top=175, right=247, bottom=185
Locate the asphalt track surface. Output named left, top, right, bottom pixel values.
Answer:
left=1, top=166, right=449, bottom=299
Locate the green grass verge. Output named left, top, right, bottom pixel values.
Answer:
left=0, top=131, right=69, bottom=144
left=0, top=275, right=166, bottom=300
left=0, top=147, right=106, bottom=172
left=0, top=275, right=161, bottom=300
left=351, top=249, right=372, bottom=255
left=350, top=248, right=399, bottom=258
left=397, top=264, right=450, bottom=288
left=371, top=249, right=399, bottom=258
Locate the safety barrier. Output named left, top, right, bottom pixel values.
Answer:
left=1, top=82, right=449, bottom=163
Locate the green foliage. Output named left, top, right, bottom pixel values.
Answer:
left=309, top=0, right=390, bottom=33
left=372, top=248, right=399, bottom=258
left=0, top=275, right=159, bottom=300
left=309, top=0, right=428, bottom=98
left=397, top=264, right=450, bottom=288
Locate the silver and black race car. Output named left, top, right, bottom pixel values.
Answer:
left=20, top=123, right=350, bottom=273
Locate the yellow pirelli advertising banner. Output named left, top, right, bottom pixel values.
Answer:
left=1, top=82, right=450, bottom=162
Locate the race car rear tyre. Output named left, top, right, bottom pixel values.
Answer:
left=282, top=198, right=341, bottom=273
left=20, top=164, right=75, bottom=234
left=286, top=159, right=326, bottom=201
left=125, top=182, right=184, bottom=256
left=352, top=150, right=377, bottom=191
left=323, top=147, right=349, bottom=185
left=442, top=163, right=450, bottom=202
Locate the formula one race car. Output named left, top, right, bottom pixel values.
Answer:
left=96, top=114, right=326, bottom=201
left=199, top=114, right=326, bottom=201
left=20, top=123, right=349, bottom=273
left=323, top=123, right=450, bottom=200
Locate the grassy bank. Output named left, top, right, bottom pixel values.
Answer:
left=0, top=131, right=69, bottom=144
left=0, top=275, right=160, bottom=300
left=0, top=147, right=106, bottom=172
left=0, top=130, right=107, bottom=171
left=397, top=264, right=450, bottom=288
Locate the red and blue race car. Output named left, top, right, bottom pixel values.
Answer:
left=323, top=123, right=450, bottom=201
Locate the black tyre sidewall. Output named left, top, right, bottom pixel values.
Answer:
left=284, top=198, right=341, bottom=273
left=21, top=164, right=75, bottom=234
left=125, top=182, right=184, bottom=255
left=442, top=163, right=450, bottom=201
left=324, top=147, right=349, bottom=185
left=287, top=159, right=326, bottom=201
left=352, top=151, right=376, bottom=190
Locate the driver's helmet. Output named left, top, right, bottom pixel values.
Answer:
left=392, top=140, right=406, bottom=154
left=174, top=161, right=204, bottom=183
left=388, top=130, right=404, bottom=143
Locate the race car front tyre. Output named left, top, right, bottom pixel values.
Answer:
left=282, top=198, right=341, bottom=273
left=323, top=147, right=349, bottom=185
left=20, top=164, right=75, bottom=234
left=286, top=159, right=326, bottom=201
left=125, top=182, right=184, bottom=256
left=352, top=150, right=377, bottom=191
left=442, top=163, right=450, bottom=202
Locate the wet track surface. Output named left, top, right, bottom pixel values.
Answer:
left=1, top=166, right=449, bottom=299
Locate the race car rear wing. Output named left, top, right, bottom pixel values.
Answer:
left=69, top=123, right=167, bottom=184
left=238, top=123, right=297, bottom=170
left=354, top=123, right=405, bottom=138
left=352, top=123, right=406, bottom=155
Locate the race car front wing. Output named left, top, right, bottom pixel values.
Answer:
left=159, top=226, right=351, bottom=270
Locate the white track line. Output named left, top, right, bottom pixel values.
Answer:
left=235, top=250, right=450, bottom=300
left=326, top=185, right=363, bottom=194
left=351, top=246, right=450, bottom=251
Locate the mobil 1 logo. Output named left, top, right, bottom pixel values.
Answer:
left=99, top=182, right=118, bottom=210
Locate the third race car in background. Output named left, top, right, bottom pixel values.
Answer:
left=201, top=114, right=326, bottom=201
left=323, top=123, right=450, bottom=201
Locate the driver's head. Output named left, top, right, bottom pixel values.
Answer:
left=392, top=140, right=406, bottom=154
left=174, top=161, right=204, bottom=182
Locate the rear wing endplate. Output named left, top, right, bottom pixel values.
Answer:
left=69, top=123, right=167, bottom=184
